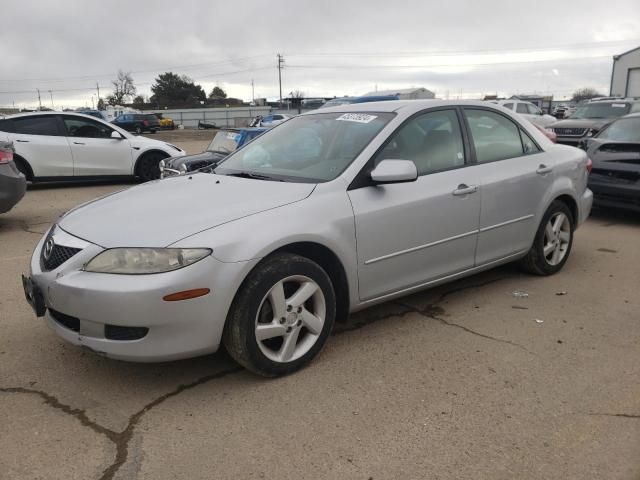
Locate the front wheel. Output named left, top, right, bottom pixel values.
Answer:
left=520, top=200, right=574, bottom=275
left=223, top=253, right=336, bottom=377
left=136, top=152, right=167, bottom=182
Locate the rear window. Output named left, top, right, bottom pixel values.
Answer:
left=12, top=116, right=60, bottom=136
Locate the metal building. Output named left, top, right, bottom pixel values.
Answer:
left=610, top=46, right=640, bottom=97
left=362, top=87, right=435, bottom=100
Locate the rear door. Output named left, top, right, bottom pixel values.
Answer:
left=463, top=107, right=552, bottom=265
left=62, top=115, right=133, bottom=176
left=7, top=115, right=73, bottom=177
left=348, top=108, right=480, bottom=301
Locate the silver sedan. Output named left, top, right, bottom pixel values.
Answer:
left=23, top=100, right=593, bottom=376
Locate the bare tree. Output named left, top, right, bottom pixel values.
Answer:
left=107, top=70, right=136, bottom=106
left=571, top=87, right=604, bottom=103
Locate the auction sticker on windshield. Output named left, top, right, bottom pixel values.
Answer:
left=336, top=113, right=378, bottom=123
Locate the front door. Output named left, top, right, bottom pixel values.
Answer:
left=348, top=108, right=480, bottom=301
left=62, top=115, right=134, bottom=176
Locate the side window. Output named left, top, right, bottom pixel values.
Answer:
left=502, top=103, right=514, bottom=110
left=0, top=119, right=12, bottom=133
left=520, top=129, right=541, bottom=154
left=516, top=103, right=529, bottom=114
left=374, top=109, right=465, bottom=175
left=465, top=109, right=525, bottom=163
left=64, top=117, right=112, bottom=138
left=527, top=104, right=541, bottom=115
left=12, top=116, right=60, bottom=136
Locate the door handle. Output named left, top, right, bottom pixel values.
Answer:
left=73, top=141, right=85, bottom=145
left=452, top=184, right=478, bottom=196
left=15, top=139, right=29, bottom=143
left=536, top=164, right=553, bottom=175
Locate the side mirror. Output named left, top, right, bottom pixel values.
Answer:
left=370, top=159, right=418, bottom=184
left=111, top=131, right=124, bottom=139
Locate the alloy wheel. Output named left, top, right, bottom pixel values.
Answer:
left=255, top=275, right=326, bottom=363
left=543, top=212, right=571, bottom=266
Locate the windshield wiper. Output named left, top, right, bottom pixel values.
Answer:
left=223, top=171, right=284, bottom=181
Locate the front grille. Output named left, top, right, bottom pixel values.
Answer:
left=554, top=127, right=587, bottom=137
left=50, top=309, right=80, bottom=332
left=40, top=235, right=82, bottom=271
left=104, top=325, right=149, bottom=341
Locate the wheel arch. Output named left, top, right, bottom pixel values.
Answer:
left=13, top=154, right=34, bottom=181
left=133, top=149, right=170, bottom=177
left=553, top=194, right=578, bottom=225
left=234, top=241, right=350, bottom=324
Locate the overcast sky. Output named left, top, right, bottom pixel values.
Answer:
left=1, top=0, right=639, bottom=109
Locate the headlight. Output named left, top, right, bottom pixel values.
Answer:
left=179, top=163, right=188, bottom=174
left=586, top=128, right=597, bottom=137
left=84, top=248, right=211, bottom=274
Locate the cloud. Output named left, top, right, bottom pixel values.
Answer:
left=0, top=0, right=638, bottom=107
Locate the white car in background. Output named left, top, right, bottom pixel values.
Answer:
left=0, top=112, right=185, bottom=182
left=496, top=100, right=556, bottom=127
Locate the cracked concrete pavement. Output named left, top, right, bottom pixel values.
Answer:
left=1, top=131, right=639, bottom=479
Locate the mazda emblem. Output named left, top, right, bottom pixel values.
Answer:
left=43, top=238, right=55, bottom=260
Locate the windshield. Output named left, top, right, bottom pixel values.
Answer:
left=570, top=103, right=630, bottom=119
left=597, top=117, right=640, bottom=142
left=207, top=130, right=241, bottom=153
left=215, top=112, right=394, bottom=182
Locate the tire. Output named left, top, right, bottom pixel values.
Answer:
left=150, top=129, right=157, bottom=134
left=135, top=125, right=142, bottom=135
left=136, top=152, right=167, bottom=182
left=223, top=253, right=336, bottom=377
left=519, top=200, right=574, bottom=276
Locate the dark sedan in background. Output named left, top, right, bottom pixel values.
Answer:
left=161, top=127, right=267, bottom=177
left=0, top=141, right=27, bottom=213
left=582, top=113, right=640, bottom=212
left=112, top=113, right=160, bottom=134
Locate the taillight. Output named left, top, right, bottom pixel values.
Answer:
left=586, top=158, right=593, bottom=174
left=0, top=148, right=13, bottom=165
left=143, top=120, right=149, bottom=126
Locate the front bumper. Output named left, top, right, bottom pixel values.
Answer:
left=27, top=227, right=258, bottom=362
left=0, top=163, right=27, bottom=213
left=589, top=176, right=640, bottom=212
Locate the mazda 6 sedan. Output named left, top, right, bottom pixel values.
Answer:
left=22, top=100, right=593, bottom=376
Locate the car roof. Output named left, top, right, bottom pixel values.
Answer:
left=3, top=111, right=105, bottom=121
left=303, top=99, right=505, bottom=115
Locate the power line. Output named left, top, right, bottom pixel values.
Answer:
left=286, top=38, right=640, bottom=58
left=286, top=55, right=612, bottom=70
left=0, top=54, right=274, bottom=84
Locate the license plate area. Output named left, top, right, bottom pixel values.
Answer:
left=22, top=275, right=46, bottom=317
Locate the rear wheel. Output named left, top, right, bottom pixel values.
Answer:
left=223, top=253, right=336, bottom=377
left=136, top=152, right=168, bottom=182
left=520, top=201, right=574, bottom=275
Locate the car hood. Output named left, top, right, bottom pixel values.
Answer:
left=551, top=118, right=613, bottom=130
left=59, top=174, right=316, bottom=248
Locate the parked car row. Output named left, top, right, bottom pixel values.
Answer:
left=0, top=112, right=185, bottom=183
left=22, top=100, right=593, bottom=376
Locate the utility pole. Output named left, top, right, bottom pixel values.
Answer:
left=36, top=88, right=42, bottom=110
left=48, top=90, right=54, bottom=109
left=277, top=53, right=284, bottom=108
left=96, top=82, right=101, bottom=106
left=251, top=79, right=255, bottom=102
